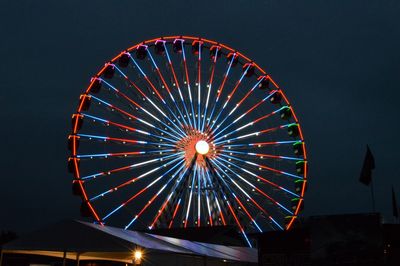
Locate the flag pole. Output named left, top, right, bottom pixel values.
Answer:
left=392, top=186, right=399, bottom=223
left=359, top=145, right=376, bottom=212
left=370, top=177, right=376, bottom=212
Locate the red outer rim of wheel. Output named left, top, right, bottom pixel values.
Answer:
left=70, top=36, right=308, bottom=230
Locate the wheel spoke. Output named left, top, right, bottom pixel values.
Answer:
left=114, top=64, right=187, bottom=137
left=208, top=63, right=252, bottom=132
left=201, top=46, right=219, bottom=132
left=211, top=89, right=278, bottom=141
left=214, top=123, right=293, bottom=146
left=124, top=161, right=186, bottom=229
left=206, top=52, right=236, bottom=131
left=99, top=78, right=186, bottom=139
left=81, top=152, right=182, bottom=182
left=179, top=40, right=197, bottom=128
left=146, top=48, right=189, bottom=128
left=211, top=158, right=285, bottom=230
left=88, top=94, right=182, bottom=142
left=163, top=41, right=193, bottom=128
left=205, top=157, right=254, bottom=246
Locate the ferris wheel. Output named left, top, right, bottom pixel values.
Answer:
left=68, top=36, right=308, bottom=247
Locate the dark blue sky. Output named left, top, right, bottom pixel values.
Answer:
left=1, top=0, right=400, bottom=232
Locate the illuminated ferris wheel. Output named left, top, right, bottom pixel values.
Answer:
left=68, top=36, right=308, bottom=247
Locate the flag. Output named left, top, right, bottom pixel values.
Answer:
left=392, top=186, right=398, bottom=218
left=359, top=145, right=375, bottom=186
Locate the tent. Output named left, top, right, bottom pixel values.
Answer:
left=1, top=220, right=257, bottom=265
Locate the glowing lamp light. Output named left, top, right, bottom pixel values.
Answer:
left=195, top=140, right=209, bottom=155
left=133, top=250, right=142, bottom=264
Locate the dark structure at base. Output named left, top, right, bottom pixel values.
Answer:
left=257, top=213, right=400, bottom=266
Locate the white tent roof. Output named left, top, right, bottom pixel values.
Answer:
left=2, top=220, right=257, bottom=264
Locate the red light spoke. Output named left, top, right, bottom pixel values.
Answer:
left=168, top=199, right=181, bottom=229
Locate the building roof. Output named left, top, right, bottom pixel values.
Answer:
left=2, top=220, right=257, bottom=264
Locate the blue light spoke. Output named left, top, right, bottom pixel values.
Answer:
left=219, top=152, right=303, bottom=181
left=124, top=160, right=186, bottom=229
left=180, top=42, right=197, bottom=129
left=163, top=42, right=193, bottom=128
left=113, top=64, right=187, bottom=138
left=206, top=53, right=235, bottom=130
left=145, top=49, right=191, bottom=128
left=88, top=94, right=182, bottom=142
left=99, top=78, right=186, bottom=139
left=82, top=152, right=183, bottom=182
left=93, top=155, right=184, bottom=204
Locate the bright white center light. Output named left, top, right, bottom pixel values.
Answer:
left=134, top=250, right=142, bottom=261
left=195, top=140, right=209, bottom=155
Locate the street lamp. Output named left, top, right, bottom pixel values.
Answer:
left=133, top=249, right=142, bottom=265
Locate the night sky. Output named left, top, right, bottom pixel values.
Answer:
left=1, top=0, right=400, bottom=232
